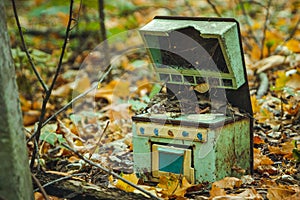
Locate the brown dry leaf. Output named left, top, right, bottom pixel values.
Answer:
left=23, top=110, right=41, bottom=126
left=236, top=188, right=263, bottom=199
left=253, top=148, right=274, bottom=170
left=283, top=96, right=300, bottom=116
left=156, top=174, right=192, bottom=198
left=254, top=136, right=265, bottom=145
left=71, top=74, right=91, bottom=94
left=254, top=55, right=290, bottom=74
left=96, top=79, right=130, bottom=102
left=212, top=177, right=242, bottom=190
left=256, top=108, right=274, bottom=124
left=172, top=177, right=192, bottom=198
left=52, top=82, right=72, bottom=97
left=209, top=184, right=226, bottom=199
left=56, top=119, right=85, bottom=150
left=34, top=192, right=60, bottom=200
left=157, top=174, right=180, bottom=197
left=267, top=185, right=298, bottom=200
left=111, top=173, right=139, bottom=193
left=102, top=103, right=132, bottom=121
left=136, top=78, right=153, bottom=96
left=268, top=141, right=293, bottom=156
left=286, top=73, right=300, bottom=89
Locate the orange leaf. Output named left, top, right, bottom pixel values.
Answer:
left=254, top=136, right=265, bottom=144
left=253, top=148, right=274, bottom=170
left=286, top=39, right=300, bottom=52
left=209, top=184, right=226, bottom=198
left=23, top=110, right=41, bottom=126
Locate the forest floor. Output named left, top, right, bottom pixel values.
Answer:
left=6, top=0, right=300, bottom=199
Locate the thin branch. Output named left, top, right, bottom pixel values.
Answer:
left=237, top=0, right=261, bottom=47
left=260, top=0, right=272, bottom=59
left=98, top=0, right=111, bottom=81
left=30, top=0, right=76, bottom=169
left=283, top=16, right=300, bottom=43
left=27, top=62, right=114, bottom=143
left=61, top=143, right=161, bottom=200
left=88, top=121, right=110, bottom=159
left=11, top=0, right=48, bottom=92
left=32, top=173, right=50, bottom=200
left=33, top=173, right=86, bottom=193
left=206, top=0, right=222, bottom=17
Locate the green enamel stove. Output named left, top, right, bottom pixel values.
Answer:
left=132, top=16, right=253, bottom=184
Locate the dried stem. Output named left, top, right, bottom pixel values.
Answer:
left=88, top=121, right=110, bottom=160
left=237, top=0, right=261, bottom=48
left=30, top=0, right=75, bottom=169
left=98, top=0, right=111, bottom=81
left=31, top=173, right=50, bottom=200
left=206, top=0, right=222, bottom=17
left=33, top=173, right=86, bottom=193
left=11, top=0, right=48, bottom=92
left=27, top=62, right=114, bottom=143
left=61, top=143, right=161, bottom=200
left=260, top=0, right=272, bottom=59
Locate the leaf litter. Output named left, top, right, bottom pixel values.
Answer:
left=10, top=0, right=300, bottom=199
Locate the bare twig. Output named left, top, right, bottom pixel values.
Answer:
left=26, top=60, right=114, bottom=143
left=237, top=0, right=261, bottom=48
left=61, top=143, right=161, bottom=200
left=30, top=0, right=76, bottom=169
left=88, top=121, right=110, bottom=159
left=33, top=173, right=86, bottom=193
left=98, top=0, right=111, bottom=80
left=11, top=0, right=48, bottom=92
left=206, top=0, right=222, bottom=17
left=283, top=17, right=300, bottom=44
left=260, top=0, right=272, bottom=59
left=31, top=173, right=50, bottom=200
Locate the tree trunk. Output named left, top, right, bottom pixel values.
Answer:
left=0, top=1, right=33, bottom=199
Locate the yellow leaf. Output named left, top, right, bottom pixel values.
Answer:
left=157, top=175, right=192, bottom=198
left=275, top=71, right=289, bottom=90
left=286, top=39, right=300, bottom=52
left=113, top=173, right=139, bottom=193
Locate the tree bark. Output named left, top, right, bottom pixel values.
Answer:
left=0, top=1, right=33, bottom=199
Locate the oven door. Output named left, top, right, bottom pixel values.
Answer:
left=152, top=144, right=194, bottom=183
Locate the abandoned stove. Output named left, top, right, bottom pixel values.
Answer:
left=132, top=16, right=253, bottom=184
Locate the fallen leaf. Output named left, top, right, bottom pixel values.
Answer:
left=112, top=173, right=139, bottom=193
left=253, top=148, right=274, bottom=170
left=236, top=188, right=263, bottom=199
left=286, top=73, right=300, bottom=90
left=254, top=136, right=265, bottom=144
left=267, top=185, right=297, bottom=200
left=157, top=174, right=192, bottom=198
left=209, top=184, right=226, bottom=198
left=212, top=177, right=242, bottom=190
left=23, top=110, right=41, bottom=126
